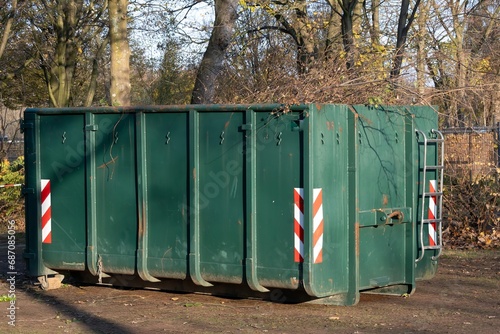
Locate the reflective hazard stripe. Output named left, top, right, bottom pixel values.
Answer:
left=312, top=189, right=323, bottom=264
left=41, top=179, right=52, bottom=244
left=428, top=180, right=437, bottom=246
left=294, top=188, right=304, bottom=262
left=294, top=188, right=324, bottom=264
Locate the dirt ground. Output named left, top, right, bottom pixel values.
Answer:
left=0, top=235, right=498, bottom=334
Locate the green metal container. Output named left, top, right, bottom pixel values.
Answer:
left=23, top=104, right=443, bottom=305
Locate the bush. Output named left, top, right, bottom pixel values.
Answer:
left=0, top=157, right=24, bottom=231
left=443, top=174, right=500, bottom=249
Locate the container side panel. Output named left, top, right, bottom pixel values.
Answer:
left=94, top=114, right=137, bottom=274
left=39, top=115, right=86, bottom=270
left=255, top=112, right=301, bottom=289
left=145, top=113, right=188, bottom=279
left=198, top=112, right=245, bottom=283
left=355, top=106, right=410, bottom=288
left=310, top=105, right=350, bottom=295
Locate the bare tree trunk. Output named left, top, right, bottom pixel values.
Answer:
left=109, top=0, right=131, bottom=106
left=370, top=0, right=380, bottom=46
left=340, top=0, right=359, bottom=70
left=295, top=0, right=316, bottom=74
left=0, top=0, right=17, bottom=60
left=85, top=35, right=109, bottom=107
left=28, top=0, right=106, bottom=107
left=325, top=0, right=342, bottom=59
left=191, top=0, right=238, bottom=104
left=391, top=0, right=421, bottom=78
left=352, top=0, right=362, bottom=46
left=44, top=1, right=79, bottom=107
left=259, top=2, right=314, bottom=74
left=416, top=1, right=428, bottom=98
left=451, top=1, right=467, bottom=125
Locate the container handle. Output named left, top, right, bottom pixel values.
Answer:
left=385, top=210, right=403, bottom=225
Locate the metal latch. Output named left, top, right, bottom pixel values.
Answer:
left=21, top=185, right=34, bottom=195
left=240, top=123, right=252, bottom=131
left=20, top=119, right=33, bottom=133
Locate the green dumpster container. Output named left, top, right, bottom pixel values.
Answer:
left=23, top=104, right=443, bottom=305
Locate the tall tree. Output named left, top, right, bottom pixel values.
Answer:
left=29, top=0, right=107, bottom=107
left=415, top=1, right=428, bottom=99
left=191, top=0, right=239, bottom=104
left=109, top=0, right=131, bottom=106
left=370, top=0, right=380, bottom=46
left=0, top=0, right=35, bottom=107
left=0, top=0, right=17, bottom=60
left=337, top=0, right=359, bottom=70
left=325, top=0, right=342, bottom=58
left=421, top=0, right=500, bottom=126
left=154, top=38, right=195, bottom=105
left=390, top=0, right=421, bottom=78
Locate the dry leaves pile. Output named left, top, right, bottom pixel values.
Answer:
left=443, top=174, right=500, bottom=249
left=443, top=132, right=500, bottom=249
left=443, top=224, right=500, bottom=249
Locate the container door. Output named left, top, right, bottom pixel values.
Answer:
left=255, top=111, right=303, bottom=289
left=144, top=112, right=188, bottom=279
left=39, top=114, right=86, bottom=271
left=355, top=106, right=415, bottom=291
left=94, top=113, right=137, bottom=274
left=197, top=112, right=245, bottom=283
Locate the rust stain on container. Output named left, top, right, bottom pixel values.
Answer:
left=382, top=194, right=389, bottom=206
left=355, top=222, right=360, bottom=258
left=224, top=112, right=235, bottom=129
left=97, top=156, right=118, bottom=169
left=138, top=201, right=146, bottom=237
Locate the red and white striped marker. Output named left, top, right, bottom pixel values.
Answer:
left=294, top=188, right=304, bottom=263
left=294, top=188, right=324, bottom=264
left=41, top=179, right=52, bottom=244
left=312, top=189, right=324, bottom=264
left=428, top=180, right=437, bottom=246
left=0, top=183, right=22, bottom=188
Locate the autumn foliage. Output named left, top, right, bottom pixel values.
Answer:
left=443, top=132, right=500, bottom=249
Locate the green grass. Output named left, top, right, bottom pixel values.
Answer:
left=0, top=295, right=16, bottom=302
left=441, top=248, right=500, bottom=260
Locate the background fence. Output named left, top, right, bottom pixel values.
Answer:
left=0, top=141, right=23, bottom=162
left=442, top=126, right=499, bottom=180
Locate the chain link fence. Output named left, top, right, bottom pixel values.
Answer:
left=0, top=140, right=23, bottom=162
left=443, top=126, right=499, bottom=180
left=442, top=125, right=500, bottom=249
